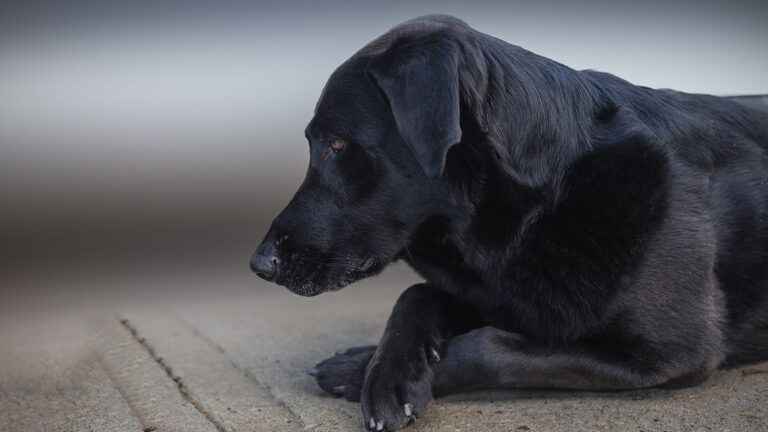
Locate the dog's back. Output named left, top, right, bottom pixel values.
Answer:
left=730, top=95, right=768, bottom=114
left=584, top=72, right=768, bottom=364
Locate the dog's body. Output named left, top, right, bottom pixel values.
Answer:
left=251, top=15, right=768, bottom=431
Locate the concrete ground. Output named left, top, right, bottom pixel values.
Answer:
left=2, top=265, right=767, bottom=432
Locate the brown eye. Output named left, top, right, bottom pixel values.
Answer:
left=330, top=139, right=346, bottom=152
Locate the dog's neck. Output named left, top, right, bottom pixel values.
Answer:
left=463, top=41, right=606, bottom=188
left=406, top=125, right=549, bottom=277
left=412, top=47, right=615, bottom=274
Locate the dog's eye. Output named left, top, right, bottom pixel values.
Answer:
left=329, top=139, right=346, bottom=152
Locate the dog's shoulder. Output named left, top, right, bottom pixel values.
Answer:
left=519, top=130, right=670, bottom=273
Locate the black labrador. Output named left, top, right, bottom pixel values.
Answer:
left=250, top=15, right=768, bottom=431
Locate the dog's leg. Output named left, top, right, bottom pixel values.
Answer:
left=312, top=283, right=481, bottom=430
left=316, top=286, right=718, bottom=431
left=432, top=326, right=716, bottom=396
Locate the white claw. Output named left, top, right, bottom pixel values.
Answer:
left=404, top=403, right=413, bottom=417
left=430, top=347, right=441, bottom=362
left=369, top=418, right=376, bottom=429
left=376, top=420, right=384, bottom=431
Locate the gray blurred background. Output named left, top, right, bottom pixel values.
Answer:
left=2, top=0, right=767, bottom=313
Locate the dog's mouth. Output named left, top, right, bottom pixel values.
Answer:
left=274, top=254, right=387, bottom=297
left=327, top=256, right=384, bottom=291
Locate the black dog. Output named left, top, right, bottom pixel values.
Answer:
left=251, top=15, right=768, bottom=431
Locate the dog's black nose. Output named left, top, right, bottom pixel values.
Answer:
left=250, top=240, right=280, bottom=281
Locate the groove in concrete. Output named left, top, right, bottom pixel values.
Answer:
left=98, top=354, right=145, bottom=427
left=119, top=317, right=228, bottom=432
left=176, top=314, right=308, bottom=429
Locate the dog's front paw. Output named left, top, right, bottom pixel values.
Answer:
left=310, top=345, right=376, bottom=402
left=361, top=344, right=439, bottom=431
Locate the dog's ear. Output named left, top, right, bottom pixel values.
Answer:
left=369, top=38, right=461, bottom=178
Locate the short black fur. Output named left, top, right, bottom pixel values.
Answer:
left=251, top=15, right=768, bottom=431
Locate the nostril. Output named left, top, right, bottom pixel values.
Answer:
left=256, top=270, right=273, bottom=281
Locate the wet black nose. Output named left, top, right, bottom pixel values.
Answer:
left=250, top=239, right=280, bottom=281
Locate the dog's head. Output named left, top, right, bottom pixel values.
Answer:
left=250, top=16, right=485, bottom=295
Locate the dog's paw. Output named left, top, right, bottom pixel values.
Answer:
left=361, top=345, right=437, bottom=431
left=310, top=345, right=376, bottom=402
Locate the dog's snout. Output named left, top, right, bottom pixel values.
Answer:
left=251, top=239, right=281, bottom=281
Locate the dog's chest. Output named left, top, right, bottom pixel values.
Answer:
left=406, top=219, right=623, bottom=341
left=409, top=245, right=612, bottom=343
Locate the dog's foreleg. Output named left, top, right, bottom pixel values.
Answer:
left=360, top=283, right=482, bottom=431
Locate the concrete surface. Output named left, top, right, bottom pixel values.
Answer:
left=2, top=266, right=767, bottom=431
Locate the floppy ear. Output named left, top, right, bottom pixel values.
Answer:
left=369, top=38, right=461, bottom=178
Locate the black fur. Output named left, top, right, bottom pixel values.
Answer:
left=251, top=15, right=768, bottom=431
